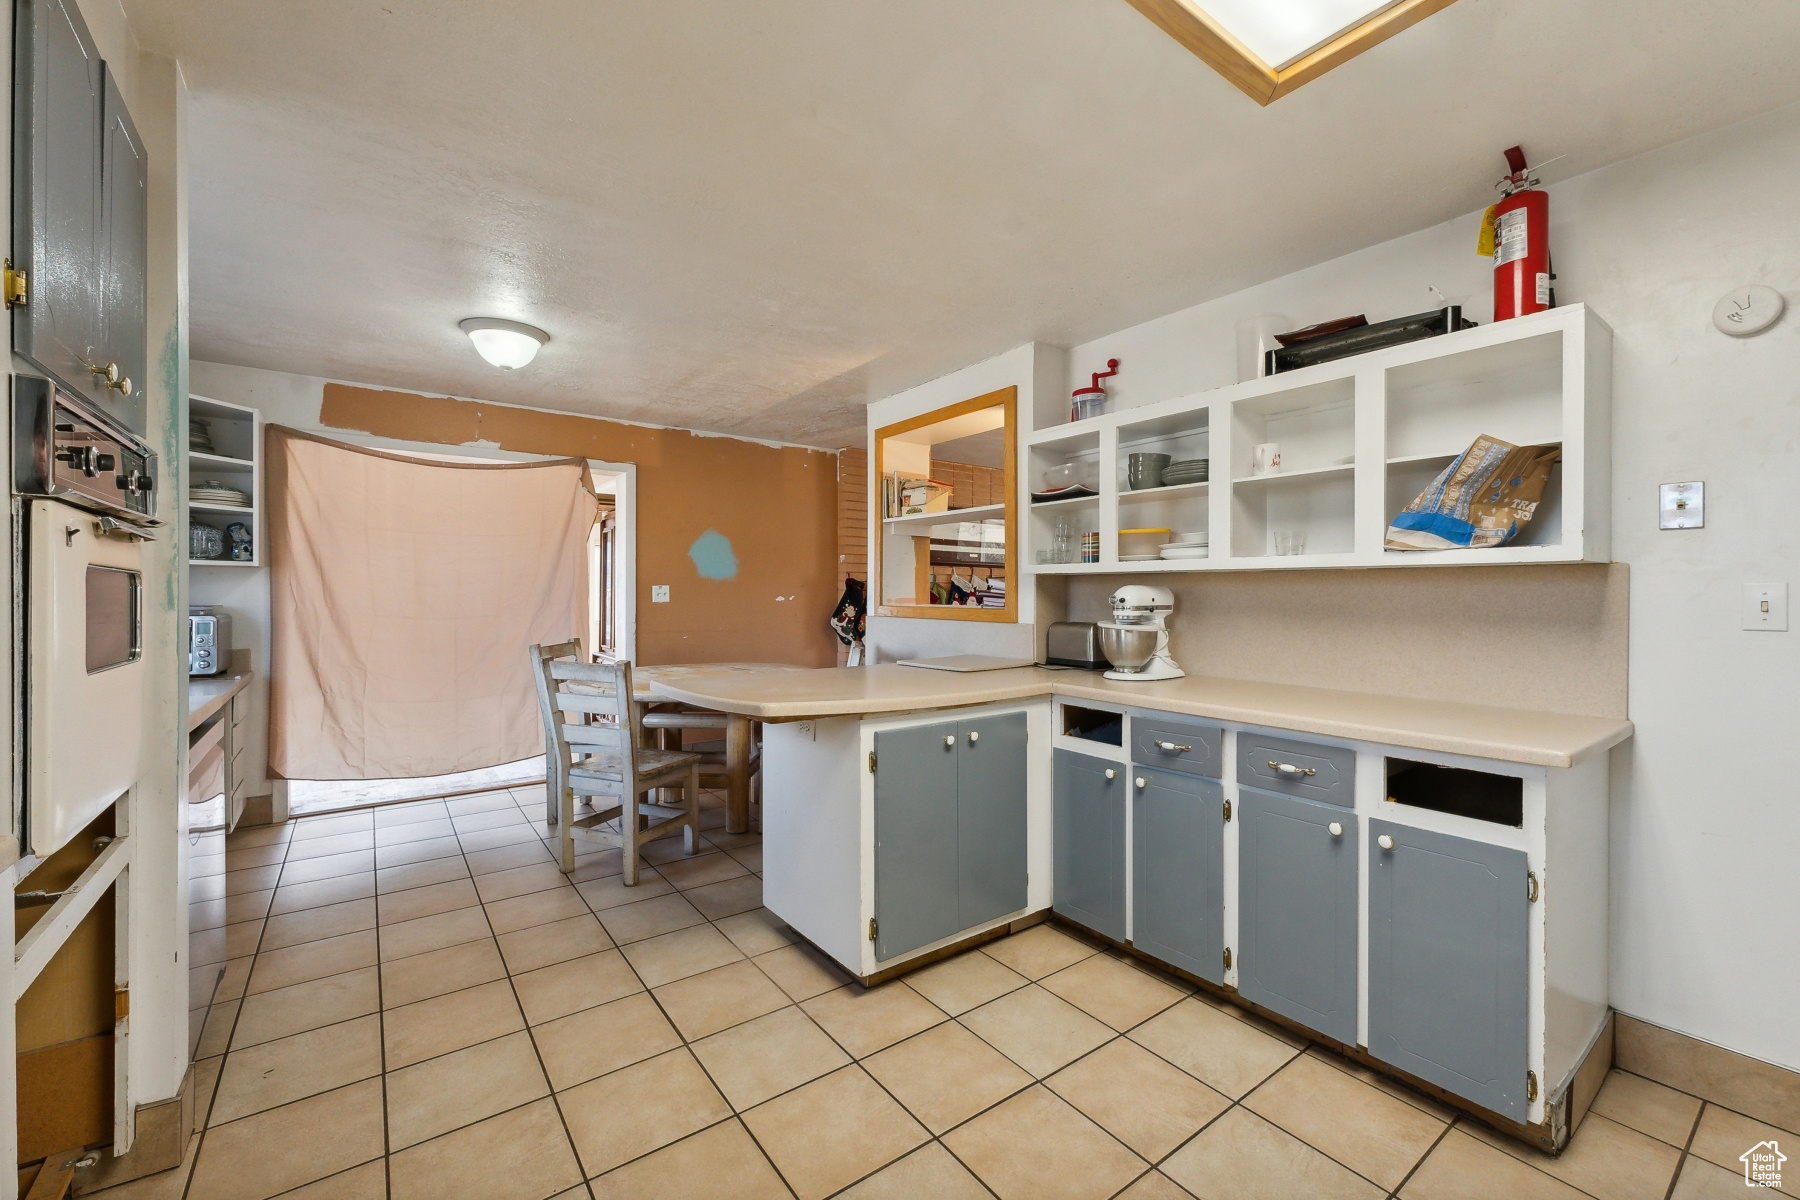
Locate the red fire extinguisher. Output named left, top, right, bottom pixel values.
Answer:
left=1482, top=146, right=1551, bottom=321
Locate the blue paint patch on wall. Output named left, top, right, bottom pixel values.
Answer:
left=688, top=529, right=739, bottom=580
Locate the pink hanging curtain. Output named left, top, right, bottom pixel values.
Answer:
left=266, top=426, right=596, bottom=780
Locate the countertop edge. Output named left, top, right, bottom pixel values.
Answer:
left=189, top=671, right=254, bottom=733
left=652, top=674, right=1634, bottom=770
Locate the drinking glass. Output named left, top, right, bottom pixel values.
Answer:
left=1273, top=530, right=1306, bottom=556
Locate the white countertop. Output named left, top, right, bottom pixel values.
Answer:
left=652, top=664, right=1633, bottom=768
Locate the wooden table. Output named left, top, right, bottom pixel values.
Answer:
left=632, top=663, right=803, bottom=835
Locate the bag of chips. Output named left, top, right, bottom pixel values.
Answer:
left=1385, top=435, right=1561, bottom=550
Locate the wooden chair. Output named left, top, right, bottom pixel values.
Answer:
left=530, top=641, right=701, bottom=880
left=641, top=704, right=763, bottom=826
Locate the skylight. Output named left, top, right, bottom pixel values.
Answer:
left=1123, top=0, right=1456, bottom=105
left=1201, top=0, right=1403, bottom=70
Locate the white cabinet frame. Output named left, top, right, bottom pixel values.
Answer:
left=1026, top=304, right=1611, bottom=573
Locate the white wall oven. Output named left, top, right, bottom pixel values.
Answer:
left=13, top=375, right=159, bottom=854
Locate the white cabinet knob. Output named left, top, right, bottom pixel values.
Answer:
left=944, top=735, right=954, bottom=747
left=1378, top=834, right=1395, bottom=850
left=969, top=731, right=980, bottom=743
left=1135, top=776, right=1147, bottom=789
left=1105, top=769, right=1116, bottom=780
left=1328, top=821, right=1344, bottom=837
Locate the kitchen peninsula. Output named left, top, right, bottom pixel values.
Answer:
left=658, top=662, right=1631, bottom=1151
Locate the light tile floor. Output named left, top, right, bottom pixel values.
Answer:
left=93, top=785, right=1785, bottom=1199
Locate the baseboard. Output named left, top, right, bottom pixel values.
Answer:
left=65, top=1066, right=193, bottom=1195
left=1615, top=1013, right=1800, bottom=1134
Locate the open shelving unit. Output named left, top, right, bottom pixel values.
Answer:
left=1022, top=303, right=1610, bottom=573
left=188, top=394, right=262, bottom=567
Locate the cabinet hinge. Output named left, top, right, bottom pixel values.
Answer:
left=1223, top=799, right=1232, bottom=822
left=868, top=750, right=876, bottom=773
left=1223, top=947, right=1232, bottom=971
left=868, top=917, right=878, bottom=942
left=3, top=259, right=26, bottom=308
left=1527, top=871, right=1539, bottom=903
left=1526, top=1070, right=1539, bottom=1102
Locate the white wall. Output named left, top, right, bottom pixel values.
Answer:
left=863, top=342, right=1066, bottom=661
left=886, top=103, right=1800, bottom=1069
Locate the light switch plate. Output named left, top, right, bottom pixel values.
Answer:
left=1660, top=482, right=1704, bottom=529
left=651, top=585, right=670, bottom=603
left=1743, top=583, right=1788, bottom=631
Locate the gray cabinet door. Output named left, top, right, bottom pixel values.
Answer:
left=1237, top=786, right=1358, bottom=1044
left=874, top=720, right=960, bottom=961
left=98, top=66, right=147, bottom=434
left=1053, top=749, right=1125, bottom=941
left=1368, top=820, right=1530, bottom=1121
left=957, top=712, right=1028, bottom=931
left=1132, top=766, right=1224, bottom=983
left=1238, top=733, right=1355, bottom=807
left=14, top=0, right=104, bottom=403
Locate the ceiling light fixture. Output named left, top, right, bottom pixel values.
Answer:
left=459, top=317, right=549, bottom=369
left=1123, top=0, right=1456, bottom=105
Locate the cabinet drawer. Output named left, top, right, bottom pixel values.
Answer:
left=1131, top=715, right=1223, bottom=778
left=231, top=691, right=250, bottom=726
left=1237, top=733, right=1354, bottom=807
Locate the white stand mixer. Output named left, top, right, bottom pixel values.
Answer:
left=1098, top=584, right=1185, bottom=681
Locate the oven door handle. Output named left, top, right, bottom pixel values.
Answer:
left=96, top=516, right=155, bottom=542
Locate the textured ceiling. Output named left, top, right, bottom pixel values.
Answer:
left=126, top=0, right=1800, bottom=449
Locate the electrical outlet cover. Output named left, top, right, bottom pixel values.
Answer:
left=1660, top=482, right=1704, bottom=529
left=651, top=585, right=671, bottom=603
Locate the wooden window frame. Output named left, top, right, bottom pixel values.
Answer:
left=1121, top=0, right=1458, bottom=105
left=871, top=386, right=1017, bottom=623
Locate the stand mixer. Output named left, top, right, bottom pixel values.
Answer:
left=1098, top=584, right=1185, bottom=681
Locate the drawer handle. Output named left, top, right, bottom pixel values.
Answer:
left=1328, top=821, right=1344, bottom=837
left=1105, top=768, right=1117, bottom=781
left=1378, top=834, right=1394, bottom=850
left=1270, top=761, right=1317, bottom=777
left=968, top=731, right=979, bottom=744
left=944, top=735, right=954, bottom=747
left=1156, top=740, right=1193, bottom=753
left=1135, top=776, right=1146, bottom=789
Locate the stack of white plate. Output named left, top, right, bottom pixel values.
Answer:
left=191, top=480, right=251, bottom=508
left=1160, top=532, right=1208, bottom=560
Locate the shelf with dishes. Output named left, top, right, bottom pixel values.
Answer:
left=1018, top=303, right=1610, bottom=573
left=189, top=394, right=263, bottom=567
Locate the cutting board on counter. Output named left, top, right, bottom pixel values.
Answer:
left=895, top=655, right=1036, bottom=673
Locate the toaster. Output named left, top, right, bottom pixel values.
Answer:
left=189, top=607, right=232, bottom=677
left=1045, top=621, right=1107, bottom=670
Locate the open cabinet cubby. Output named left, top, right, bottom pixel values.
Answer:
left=1024, top=303, right=1610, bottom=573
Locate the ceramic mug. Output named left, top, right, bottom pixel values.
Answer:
left=1254, top=443, right=1281, bottom=475
left=1127, top=452, right=1171, bottom=490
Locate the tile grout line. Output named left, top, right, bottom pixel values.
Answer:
left=176, top=821, right=302, bottom=1200
left=552, top=792, right=807, bottom=1198
left=1384, top=1114, right=1458, bottom=1199
left=1662, top=1100, right=1707, bottom=1200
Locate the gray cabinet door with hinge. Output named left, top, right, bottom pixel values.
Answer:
left=14, top=0, right=104, bottom=404
left=1368, top=819, right=1530, bottom=1121
left=1131, top=766, right=1224, bottom=983
left=1237, top=786, right=1358, bottom=1044
left=957, top=712, right=1028, bottom=931
left=1053, top=749, right=1125, bottom=941
left=98, top=67, right=147, bottom=434
left=873, top=720, right=960, bottom=961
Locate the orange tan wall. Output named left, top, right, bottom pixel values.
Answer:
left=319, top=385, right=841, bottom=667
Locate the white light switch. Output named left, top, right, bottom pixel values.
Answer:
left=651, top=585, right=671, bottom=603
left=1743, top=583, right=1788, bottom=631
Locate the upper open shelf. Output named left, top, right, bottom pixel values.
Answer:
left=1022, top=304, right=1611, bottom=573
